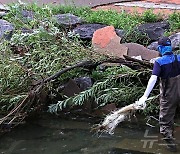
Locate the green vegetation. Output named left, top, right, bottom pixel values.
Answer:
left=169, top=12, right=180, bottom=31
left=141, top=9, right=162, bottom=23
left=0, top=3, right=102, bottom=112
left=5, top=3, right=180, bottom=32
left=49, top=68, right=146, bottom=113
left=0, top=2, right=179, bottom=117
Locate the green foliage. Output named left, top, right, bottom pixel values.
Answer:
left=141, top=9, right=162, bottom=23
left=48, top=69, right=154, bottom=113
left=0, top=2, right=102, bottom=112
left=52, top=6, right=142, bottom=30
left=9, top=28, right=98, bottom=78
left=142, top=95, right=160, bottom=115
left=0, top=55, right=29, bottom=93
left=51, top=5, right=91, bottom=18
left=121, top=29, right=151, bottom=45
left=49, top=65, right=159, bottom=115
left=49, top=77, right=114, bottom=113
left=1, top=2, right=178, bottom=115
left=4, top=2, right=55, bottom=29
left=168, top=12, right=180, bottom=31
left=91, top=65, right=134, bottom=81
left=0, top=94, right=27, bottom=111
left=84, top=10, right=141, bottom=30
left=0, top=51, right=29, bottom=111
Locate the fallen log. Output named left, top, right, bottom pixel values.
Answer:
left=123, top=55, right=153, bottom=69
left=35, top=58, right=150, bottom=86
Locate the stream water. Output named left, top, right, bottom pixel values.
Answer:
left=0, top=114, right=179, bottom=154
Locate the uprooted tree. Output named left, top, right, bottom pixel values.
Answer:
left=0, top=3, right=163, bottom=133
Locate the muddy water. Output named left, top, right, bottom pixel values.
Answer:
left=0, top=114, right=179, bottom=154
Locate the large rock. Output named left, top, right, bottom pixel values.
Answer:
left=55, top=13, right=83, bottom=27
left=73, top=23, right=125, bottom=40
left=62, top=79, right=81, bottom=97
left=169, top=32, right=180, bottom=50
left=92, top=26, right=128, bottom=58
left=123, top=43, right=159, bottom=60
left=147, top=32, right=180, bottom=51
left=73, top=24, right=106, bottom=40
left=0, top=19, right=14, bottom=40
left=137, top=21, right=170, bottom=41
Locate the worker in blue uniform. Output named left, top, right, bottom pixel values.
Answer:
left=136, top=36, right=179, bottom=152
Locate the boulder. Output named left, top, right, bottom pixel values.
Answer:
left=55, top=13, right=83, bottom=27
left=137, top=21, right=170, bottom=41
left=147, top=32, right=180, bottom=51
left=62, top=79, right=81, bottom=97
left=0, top=19, right=14, bottom=40
left=169, top=32, right=180, bottom=50
left=123, top=43, right=159, bottom=60
left=73, top=23, right=125, bottom=41
left=73, top=24, right=106, bottom=40
left=92, top=26, right=128, bottom=58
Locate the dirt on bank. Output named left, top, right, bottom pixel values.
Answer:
left=1, top=0, right=180, bottom=16
left=0, top=0, right=130, bottom=7
left=93, top=0, right=180, bottom=17
left=145, top=0, right=180, bottom=5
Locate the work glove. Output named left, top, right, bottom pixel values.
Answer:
left=135, top=96, right=147, bottom=110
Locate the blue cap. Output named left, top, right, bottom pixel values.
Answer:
left=157, top=37, right=172, bottom=55
left=158, top=36, right=171, bottom=46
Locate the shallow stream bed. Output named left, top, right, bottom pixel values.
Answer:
left=0, top=114, right=179, bottom=154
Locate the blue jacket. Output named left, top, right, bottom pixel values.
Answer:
left=152, top=52, right=180, bottom=79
